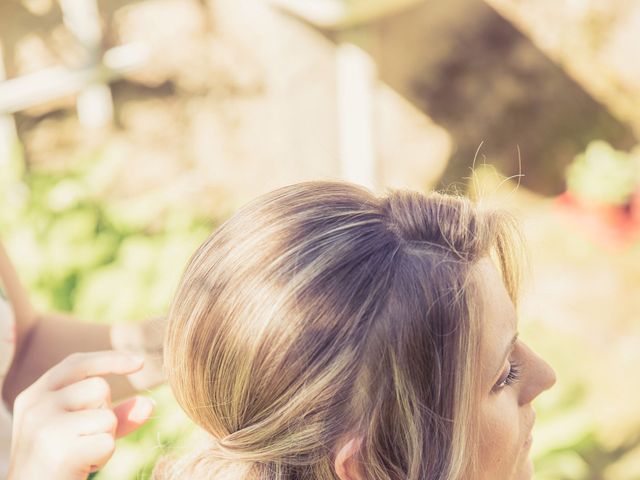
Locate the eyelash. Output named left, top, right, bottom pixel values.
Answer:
left=495, top=361, right=523, bottom=391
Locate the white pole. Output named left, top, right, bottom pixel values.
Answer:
left=0, top=43, right=17, bottom=166
left=60, top=0, right=113, bottom=128
left=336, top=41, right=377, bottom=189
left=0, top=43, right=147, bottom=115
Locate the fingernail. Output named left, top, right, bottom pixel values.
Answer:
left=128, top=397, right=155, bottom=423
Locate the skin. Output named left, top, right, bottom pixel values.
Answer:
left=335, top=258, right=556, bottom=479
left=0, top=239, right=164, bottom=477
left=0, top=240, right=166, bottom=409
left=476, top=258, right=557, bottom=480
left=8, top=351, right=155, bottom=480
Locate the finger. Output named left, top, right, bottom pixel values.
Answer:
left=63, top=409, right=118, bottom=436
left=68, top=432, right=116, bottom=472
left=54, top=376, right=112, bottom=411
left=42, top=351, right=144, bottom=391
left=114, top=396, right=155, bottom=438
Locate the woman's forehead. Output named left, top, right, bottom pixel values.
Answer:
left=474, top=258, right=518, bottom=379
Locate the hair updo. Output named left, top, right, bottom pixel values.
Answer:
left=154, top=181, right=523, bottom=480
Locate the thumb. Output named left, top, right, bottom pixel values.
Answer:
left=113, top=396, right=155, bottom=438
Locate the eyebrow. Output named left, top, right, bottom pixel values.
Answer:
left=493, top=332, right=519, bottom=380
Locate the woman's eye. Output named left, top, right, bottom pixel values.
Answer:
left=494, top=361, right=523, bottom=391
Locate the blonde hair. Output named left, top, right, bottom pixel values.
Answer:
left=155, top=181, right=523, bottom=480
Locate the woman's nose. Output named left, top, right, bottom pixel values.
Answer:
left=520, top=347, right=557, bottom=405
left=538, top=356, right=557, bottom=392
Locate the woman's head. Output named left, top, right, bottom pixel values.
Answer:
left=159, top=181, right=555, bottom=480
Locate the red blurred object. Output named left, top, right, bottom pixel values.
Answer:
left=555, top=191, right=640, bottom=248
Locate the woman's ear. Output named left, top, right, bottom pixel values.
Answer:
left=334, top=437, right=364, bottom=480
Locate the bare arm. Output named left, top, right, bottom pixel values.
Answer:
left=0, top=241, right=166, bottom=410
left=0, top=241, right=37, bottom=348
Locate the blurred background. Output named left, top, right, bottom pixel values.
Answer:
left=1, top=0, right=639, bottom=478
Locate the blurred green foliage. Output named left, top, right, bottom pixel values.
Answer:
left=0, top=142, right=214, bottom=318
left=0, top=141, right=214, bottom=478
left=566, top=141, right=640, bottom=205
left=528, top=141, right=640, bottom=480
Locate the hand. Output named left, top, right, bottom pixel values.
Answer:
left=7, top=351, right=155, bottom=480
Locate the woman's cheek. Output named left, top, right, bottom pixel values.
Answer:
left=478, top=393, right=521, bottom=479
left=516, top=455, right=535, bottom=480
